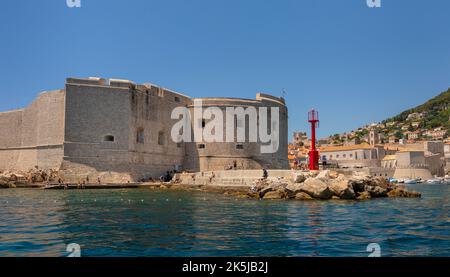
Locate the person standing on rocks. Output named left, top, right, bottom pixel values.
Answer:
left=263, top=168, right=268, bottom=180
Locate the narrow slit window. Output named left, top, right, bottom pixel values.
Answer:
left=158, top=131, right=165, bottom=145
left=137, top=128, right=145, bottom=144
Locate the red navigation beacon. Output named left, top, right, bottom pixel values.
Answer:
left=308, top=109, right=319, bottom=171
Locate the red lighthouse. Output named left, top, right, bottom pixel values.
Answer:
left=308, top=109, right=319, bottom=171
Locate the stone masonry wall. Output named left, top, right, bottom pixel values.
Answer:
left=0, top=90, right=65, bottom=171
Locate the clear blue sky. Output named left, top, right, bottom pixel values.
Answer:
left=0, top=0, right=449, bottom=138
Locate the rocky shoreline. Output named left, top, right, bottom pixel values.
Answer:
left=170, top=170, right=422, bottom=200
left=0, top=169, right=59, bottom=189
left=1, top=169, right=422, bottom=201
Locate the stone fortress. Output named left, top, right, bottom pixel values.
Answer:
left=0, top=77, right=288, bottom=183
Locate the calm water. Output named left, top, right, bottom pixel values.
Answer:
left=0, top=184, right=448, bottom=257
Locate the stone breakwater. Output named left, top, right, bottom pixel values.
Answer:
left=250, top=171, right=421, bottom=200
left=174, top=170, right=421, bottom=200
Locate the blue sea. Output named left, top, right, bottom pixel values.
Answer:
left=0, top=184, right=448, bottom=257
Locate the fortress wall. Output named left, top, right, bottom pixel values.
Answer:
left=64, top=83, right=131, bottom=149
left=184, top=95, right=289, bottom=172
left=0, top=90, right=65, bottom=171
left=127, top=84, right=191, bottom=179
left=61, top=79, right=191, bottom=182
left=15, top=90, right=65, bottom=170
left=35, top=90, right=65, bottom=146
left=62, top=81, right=132, bottom=182
left=0, top=149, right=21, bottom=171
left=0, top=110, right=23, bottom=170
left=0, top=77, right=289, bottom=181
left=0, top=110, right=23, bottom=148
left=258, top=94, right=289, bottom=169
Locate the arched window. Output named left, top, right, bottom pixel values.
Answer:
left=103, top=135, right=115, bottom=142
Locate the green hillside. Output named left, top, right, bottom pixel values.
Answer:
left=383, top=88, right=450, bottom=133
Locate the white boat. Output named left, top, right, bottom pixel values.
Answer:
left=426, top=179, right=442, bottom=185
left=404, top=179, right=417, bottom=184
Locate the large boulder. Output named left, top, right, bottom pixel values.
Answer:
left=316, top=170, right=340, bottom=181
left=387, top=188, right=421, bottom=198
left=268, top=181, right=288, bottom=191
left=9, top=174, right=18, bottom=182
left=257, top=180, right=288, bottom=198
left=316, top=170, right=331, bottom=180
left=263, top=190, right=286, bottom=200
left=295, top=192, right=313, bottom=200
left=291, top=172, right=307, bottom=183
left=357, top=191, right=371, bottom=200
left=286, top=182, right=304, bottom=194
left=365, top=185, right=388, bottom=198
left=328, top=179, right=356, bottom=200
left=259, top=186, right=274, bottom=198
left=371, top=177, right=390, bottom=189
left=0, top=182, right=16, bottom=189
left=349, top=178, right=368, bottom=193
left=0, top=176, right=9, bottom=186
left=299, top=178, right=333, bottom=200
left=31, top=173, right=45, bottom=183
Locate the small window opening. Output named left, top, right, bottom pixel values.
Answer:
left=137, top=128, right=145, bottom=144
left=158, top=131, right=165, bottom=145
left=104, top=135, right=115, bottom=142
